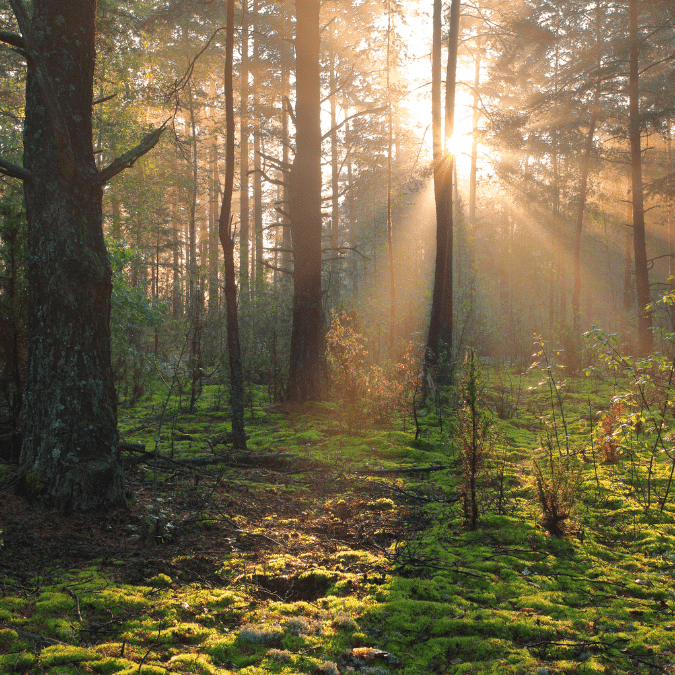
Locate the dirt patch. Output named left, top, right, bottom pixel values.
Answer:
left=251, top=572, right=334, bottom=602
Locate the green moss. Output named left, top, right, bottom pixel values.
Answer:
left=39, top=644, right=98, bottom=666
left=88, top=657, right=137, bottom=674
left=0, top=651, right=37, bottom=670
left=148, top=573, right=172, bottom=587
left=0, top=628, right=18, bottom=645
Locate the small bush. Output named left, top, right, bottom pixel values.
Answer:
left=533, top=441, right=583, bottom=536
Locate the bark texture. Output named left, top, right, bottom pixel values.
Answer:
left=19, top=0, right=125, bottom=510
left=426, top=0, right=460, bottom=380
left=628, top=0, right=653, bottom=355
left=288, top=0, right=323, bottom=401
left=218, top=0, right=247, bottom=451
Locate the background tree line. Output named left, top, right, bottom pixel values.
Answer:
left=0, top=0, right=673, bottom=509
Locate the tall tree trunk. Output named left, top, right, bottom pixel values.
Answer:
left=629, top=0, right=653, bottom=354
left=386, top=0, right=396, bottom=351
left=18, top=0, right=125, bottom=510
left=280, top=0, right=292, bottom=278
left=572, top=2, right=602, bottom=332
left=427, top=0, right=460, bottom=379
left=208, top=80, right=219, bottom=315
left=329, top=28, right=340, bottom=308
left=666, top=118, right=673, bottom=290
left=288, top=0, right=323, bottom=401
left=252, top=0, right=264, bottom=300
left=171, top=151, right=182, bottom=319
left=239, top=0, right=250, bottom=305
left=188, top=84, right=201, bottom=414
left=469, top=48, right=480, bottom=260
left=624, top=192, right=634, bottom=312
left=219, top=0, right=247, bottom=450
left=254, top=105, right=264, bottom=298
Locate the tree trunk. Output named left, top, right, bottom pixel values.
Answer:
left=667, top=118, right=674, bottom=290
left=426, top=0, right=460, bottom=379
left=239, top=0, right=250, bottom=305
left=469, top=48, right=480, bottom=258
left=208, top=80, right=220, bottom=315
left=19, top=0, right=125, bottom=511
left=252, top=0, right=264, bottom=300
left=329, top=29, right=340, bottom=308
left=219, top=0, right=247, bottom=450
left=572, top=2, right=602, bottom=332
left=280, top=0, right=292, bottom=279
left=386, top=1, right=396, bottom=352
left=629, top=0, right=653, bottom=355
left=288, top=0, right=323, bottom=401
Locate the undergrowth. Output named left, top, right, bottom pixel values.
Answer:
left=1, top=338, right=675, bottom=674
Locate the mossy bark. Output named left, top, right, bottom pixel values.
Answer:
left=18, top=0, right=125, bottom=511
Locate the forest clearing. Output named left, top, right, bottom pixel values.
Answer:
left=1, top=0, right=675, bottom=674
left=2, top=348, right=675, bottom=674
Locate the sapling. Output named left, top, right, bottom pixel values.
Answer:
left=457, top=348, right=495, bottom=529
left=533, top=438, right=583, bottom=536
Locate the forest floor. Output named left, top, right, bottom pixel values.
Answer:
left=1, top=362, right=675, bottom=675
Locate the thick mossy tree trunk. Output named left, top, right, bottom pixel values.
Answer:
left=288, top=0, right=323, bottom=401
left=17, top=0, right=125, bottom=510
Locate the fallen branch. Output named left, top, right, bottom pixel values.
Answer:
left=120, top=443, right=298, bottom=470
left=353, top=464, right=449, bottom=476
left=10, top=628, right=64, bottom=648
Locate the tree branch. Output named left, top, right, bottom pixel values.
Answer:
left=0, top=30, right=25, bottom=51
left=93, top=93, right=117, bottom=106
left=320, top=107, right=387, bottom=142
left=0, top=157, right=32, bottom=182
left=97, top=122, right=168, bottom=186
left=8, top=0, right=76, bottom=181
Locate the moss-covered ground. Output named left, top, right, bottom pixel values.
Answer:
left=2, top=362, right=675, bottom=674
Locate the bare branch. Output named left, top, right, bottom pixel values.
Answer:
left=284, top=96, right=296, bottom=126
left=98, top=121, right=168, bottom=185
left=166, top=27, right=226, bottom=103
left=260, top=258, right=294, bottom=276
left=320, top=107, right=387, bottom=142
left=9, top=0, right=76, bottom=181
left=258, top=151, right=292, bottom=171
left=93, top=93, right=118, bottom=106
left=0, top=30, right=25, bottom=51
left=0, top=157, right=31, bottom=182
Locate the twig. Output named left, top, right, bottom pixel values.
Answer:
left=64, top=587, right=82, bottom=622
left=137, top=621, right=163, bottom=674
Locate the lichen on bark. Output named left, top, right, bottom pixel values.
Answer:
left=17, top=0, right=125, bottom=512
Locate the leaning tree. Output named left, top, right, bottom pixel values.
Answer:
left=0, top=0, right=163, bottom=511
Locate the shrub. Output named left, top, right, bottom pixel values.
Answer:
left=533, top=440, right=583, bottom=537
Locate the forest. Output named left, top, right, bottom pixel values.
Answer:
left=0, top=0, right=675, bottom=674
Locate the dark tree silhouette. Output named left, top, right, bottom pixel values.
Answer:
left=1, top=0, right=162, bottom=510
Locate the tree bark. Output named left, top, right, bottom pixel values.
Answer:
left=426, top=0, right=460, bottom=380
left=386, top=0, right=396, bottom=351
left=218, top=0, right=247, bottom=450
left=469, top=49, right=480, bottom=248
left=252, top=2, right=264, bottom=299
left=572, top=2, right=602, bottom=332
left=239, top=0, right=250, bottom=305
left=288, top=0, right=323, bottom=401
left=18, top=0, right=125, bottom=511
left=629, top=0, right=653, bottom=355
